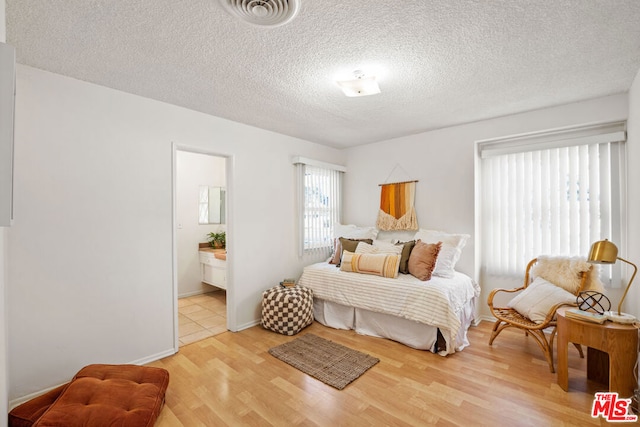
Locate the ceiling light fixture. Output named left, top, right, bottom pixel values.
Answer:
left=219, top=0, right=300, bottom=27
left=336, top=70, right=381, bottom=97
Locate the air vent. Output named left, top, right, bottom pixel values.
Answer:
left=219, top=0, right=300, bottom=27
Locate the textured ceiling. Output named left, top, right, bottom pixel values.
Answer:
left=6, top=0, right=640, bottom=148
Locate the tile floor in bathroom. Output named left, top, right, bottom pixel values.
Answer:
left=178, top=290, right=227, bottom=346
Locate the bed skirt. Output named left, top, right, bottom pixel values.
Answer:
left=313, top=297, right=476, bottom=355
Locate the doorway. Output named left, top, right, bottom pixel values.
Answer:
left=172, top=145, right=233, bottom=349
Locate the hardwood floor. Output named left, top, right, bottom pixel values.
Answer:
left=148, top=320, right=623, bottom=426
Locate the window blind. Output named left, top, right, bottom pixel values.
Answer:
left=293, top=158, right=345, bottom=258
left=479, top=122, right=625, bottom=286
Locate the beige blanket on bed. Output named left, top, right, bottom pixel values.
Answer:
left=297, top=262, right=480, bottom=354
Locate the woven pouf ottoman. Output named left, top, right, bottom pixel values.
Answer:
left=261, top=285, right=313, bottom=335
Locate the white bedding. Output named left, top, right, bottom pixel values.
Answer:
left=297, top=262, right=480, bottom=354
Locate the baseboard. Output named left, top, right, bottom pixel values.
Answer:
left=8, top=347, right=177, bottom=411
left=9, top=382, right=68, bottom=411
left=129, top=347, right=177, bottom=366
left=178, top=289, right=210, bottom=299
left=235, top=318, right=261, bottom=332
left=475, top=315, right=496, bottom=324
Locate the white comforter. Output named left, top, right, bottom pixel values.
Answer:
left=297, top=262, right=480, bottom=352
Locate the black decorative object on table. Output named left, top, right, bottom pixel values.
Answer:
left=576, top=290, right=611, bottom=315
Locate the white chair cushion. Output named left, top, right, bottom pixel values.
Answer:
left=507, top=276, right=576, bottom=324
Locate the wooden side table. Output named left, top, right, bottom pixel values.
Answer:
left=557, top=306, right=639, bottom=398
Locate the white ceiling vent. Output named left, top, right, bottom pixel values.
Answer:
left=219, top=0, right=300, bottom=27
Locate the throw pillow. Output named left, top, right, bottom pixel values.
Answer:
left=408, top=240, right=442, bottom=281
left=329, top=223, right=378, bottom=264
left=507, top=276, right=577, bottom=324
left=328, top=238, right=342, bottom=264
left=331, top=238, right=374, bottom=266
left=340, top=237, right=374, bottom=254
left=355, top=241, right=403, bottom=255
left=395, top=240, right=416, bottom=274
left=413, top=229, right=469, bottom=278
left=340, top=250, right=401, bottom=278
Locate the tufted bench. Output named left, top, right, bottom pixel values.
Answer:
left=9, top=364, right=170, bottom=427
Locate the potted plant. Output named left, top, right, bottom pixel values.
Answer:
left=207, top=231, right=226, bottom=249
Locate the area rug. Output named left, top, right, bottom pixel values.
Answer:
left=268, top=333, right=380, bottom=390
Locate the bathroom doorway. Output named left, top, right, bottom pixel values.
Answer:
left=172, top=146, right=233, bottom=349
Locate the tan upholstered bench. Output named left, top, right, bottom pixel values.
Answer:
left=9, top=364, right=169, bottom=427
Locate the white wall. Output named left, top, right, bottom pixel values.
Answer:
left=6, top=47, right=638, bottom=411
left=0, top=0, right=4, bottom=43
left=176, top=150, right=225, bottom=297
left=625, top=67, right=640, bottom=318
left=0, top=227, right=6, bottom=426
left=1, top=0, right=9, bottom=424
left=344, top=94, right=630, bottom=320
left=8, top=65, right=344, bottom=402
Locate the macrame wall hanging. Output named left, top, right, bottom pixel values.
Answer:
left=376, top=165, right=419, bottom=231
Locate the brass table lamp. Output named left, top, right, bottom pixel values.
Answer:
left=588, top=239, right=638, bottom=324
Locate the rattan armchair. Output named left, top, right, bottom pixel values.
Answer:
left=487, top=257, right=592, bottom=373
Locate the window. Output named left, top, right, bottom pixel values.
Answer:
left=294, top=157, right=345, bottom=258
left=479, top=122, right=626, bottom=285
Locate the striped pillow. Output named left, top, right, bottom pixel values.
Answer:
left=340, top=250, right=401, bottom=278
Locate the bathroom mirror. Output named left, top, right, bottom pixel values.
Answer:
left=199, top=186, right=226, bottom=224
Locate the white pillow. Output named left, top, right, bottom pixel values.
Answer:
left=333, top=223, right=379, bottom=240
left=412, top=229, right=469, bottom=278
left=507, top=277, right=577, bottom=324
left=355, top=240, right=403, bottom=255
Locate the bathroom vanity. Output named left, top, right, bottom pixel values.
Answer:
left=199, top=248, right=226, bottom=290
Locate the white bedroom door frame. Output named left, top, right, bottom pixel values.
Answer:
left=171, top=143, right=236, bottom=351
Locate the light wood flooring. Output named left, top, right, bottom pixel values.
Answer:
left=148, top=320, right=628, bottom=426
left=150, top=322, right=629, bottom=427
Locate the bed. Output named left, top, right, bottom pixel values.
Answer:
left=297, top=261, right=480, bottom=355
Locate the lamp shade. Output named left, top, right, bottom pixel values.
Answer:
left=587, top=239, right=618, bottom=264
left=587, top=238, right=638, bottom=323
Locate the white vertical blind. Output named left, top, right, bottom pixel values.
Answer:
left=294, top=160, right=344, bottom=258
left=479, top=123, right=625, bottom=286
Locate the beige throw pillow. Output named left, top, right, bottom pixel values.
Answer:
left=340, top=250, right=401, bottom=278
